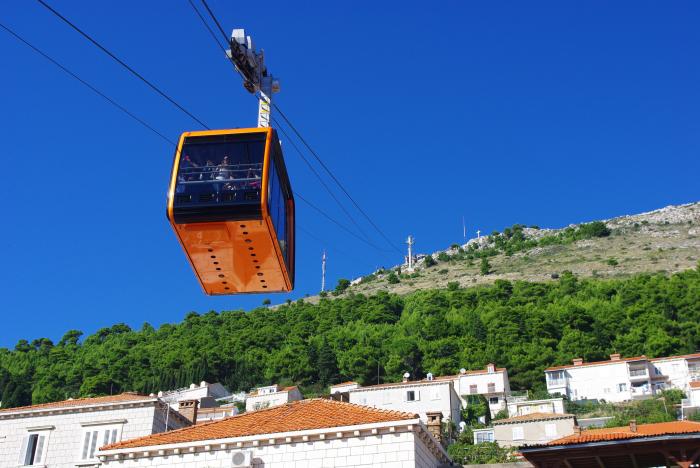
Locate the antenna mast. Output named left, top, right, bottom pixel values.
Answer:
left=227, top=29, right=280, bottom=127
left=406, top=235, right=415, bottom=270
left=321, top=250, right=327, bottom=292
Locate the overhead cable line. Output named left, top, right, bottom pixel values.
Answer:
left=36, top=0, right=210, bottom=130
left=0, top=21, right=176, bottom=147
left=195, top=0, right=402, bottom=254
left=188, top=2, right=378, bottom=248
left=295, top=193, right=389, bottom=253
left=271, top=103, right=403, bottom=255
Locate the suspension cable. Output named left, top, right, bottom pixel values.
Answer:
left=0, top=21, right=175, bottom=147
left=36, top=0, right=210, bottom=130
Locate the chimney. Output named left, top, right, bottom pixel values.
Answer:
left=426, top=412, right=444, bottom=445
left=572, top=358, right=583, bottom=366
left=178, top=399, right=199, bottom=424
left=574, top=425, right=581, bottom=435
left=629, top=420, right=637, bottom=433
left=610, top=353, right=621, bottom=361
left=486, top=363, right=496, bottom=374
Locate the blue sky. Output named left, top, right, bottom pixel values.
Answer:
left=1, top=1, right=698, bottom=348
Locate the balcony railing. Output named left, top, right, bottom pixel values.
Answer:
left=548, top=379, right=566, bottom=387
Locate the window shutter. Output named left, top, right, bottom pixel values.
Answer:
left=34, top=435, right=45, bottom=463
left=111, top=428, right=118, bottom=444
left=18, top=435, right=29, bottom=465
left=415, top=390, right=420, bottom=401
left=81, top=432, right=91, bottom=459
left=103, top=430, right=110, bottom=447
left=89, top=430, right=98, bottom=458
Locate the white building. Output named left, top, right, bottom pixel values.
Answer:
left=245, top=384, right=302, bottom=412
left=348, top=375, right=462, bottom=427
left=158, top=381, right=231, bottom=411
left=98, top=398, right=452, bottom=468
left=479, top=413, right=577, bottom=448
left=446, top=364, right=512, bottom=416
left=506, top=397, right=565, bottom=418
left=682, top=381, right=700, bottom=420
left=330, top=381, right=360, bottom=394
left=0, top=392, right=190, bottom=468
left=545, top=352, right=700, bottom=403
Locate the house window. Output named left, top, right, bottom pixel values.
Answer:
left=475, top=431, right=494, bottom=443
left=406, top=390, right=419, bottom=401
left=545, top=424, right=557, bottom=437
left=512, top=427, right=524, bottom=440
left=80, top=427, right=120, bottom=460
left=548, top=370, right=565, bottom=386
left=617, top=383, right=627, bottom=393
left=469, top=384, right=478, bottom=394
left=487, top=383, right=496, bottom=393
left=489, top=396, right=499, bottom=405
left=19, top=433, right=47, bottom=466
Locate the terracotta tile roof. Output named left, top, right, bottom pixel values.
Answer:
left=351, top=369, right=506, bottom=392
left=545, top=356, right=647, bottom=371
left=0, top=392, right=154, bottom=414
left=493, top=412, right=574, bottom=425
left=689, top=381, right=700, bottom=389
left=331, top=381, right=358, bottom=387
left=102, top=399, right=417, bottom=450
left=435, top=367, right=507, bottom=380
left=548, top=421, right=700, bottom=446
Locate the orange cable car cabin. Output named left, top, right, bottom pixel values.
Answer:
left=166, top=127, right=294, bottom=295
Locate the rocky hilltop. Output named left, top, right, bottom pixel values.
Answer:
left=329, top=201, right=700, bottom=298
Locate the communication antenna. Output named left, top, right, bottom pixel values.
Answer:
left=462, top=216, right=466, bottom=244
left=321, top=250, right=327, bottom=292
left=406, top=235, right=415, bottom=270
left=226, top=29, right=280, bottom=127
left=476, top=229, right=481, bottom=239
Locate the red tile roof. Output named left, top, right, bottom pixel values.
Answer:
left=493, top=412, right=574, bottom=425
left=0, top=392, right=154, bottom=414
left=650, top=352, right=700, bottom=362
left=102, top=399, right=417, bottom=450
left=352, top=369, right=506, bottom=392
left=331, top=381, right=358, bottom=386
left=689, top=381, right=700, bottom=389
left=548, top=421, right=700, bottom=445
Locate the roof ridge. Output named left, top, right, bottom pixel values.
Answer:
left=0, top=392, right=152, bottom=413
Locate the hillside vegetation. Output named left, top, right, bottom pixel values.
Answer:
left=2, top=265, right=699, bottom=408
left=341, top=202, right=700, bottom=297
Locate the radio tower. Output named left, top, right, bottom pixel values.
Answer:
left=321, top=250, right=327, bottom=292
left=406, top=235, right=415, bottom=270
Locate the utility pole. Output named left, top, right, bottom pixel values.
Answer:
left=321, top=250, right=327, bottom=292
left=406, top=235, right=415, bottom=270
left=227, top=29, right=280, bottom=127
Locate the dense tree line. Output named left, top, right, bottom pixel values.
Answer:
left=1, top=266, right=699, bottom=408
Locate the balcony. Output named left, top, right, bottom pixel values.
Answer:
left=630, top=386, right=653, bottom=399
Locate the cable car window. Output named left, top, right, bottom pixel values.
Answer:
left=268, top=151, right=287, bottom=263
left=175, top=133, right=265, bottom=208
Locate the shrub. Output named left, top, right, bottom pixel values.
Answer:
left=437, top=252, right=450, bottom=262
left=386, top=272, right=400, bottom=284
left=262, top=299, right=271, bottom=306
left=424, top=256, right=437, bottom=267
left=438, top=269, right=449, bottom=275
left=447, top=282, right=459, bottom=291
left=607, top=258, right=619, bottom=266
left=480, top=257, right=491, bottom=275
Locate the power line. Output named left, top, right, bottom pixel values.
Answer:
left=272, top=103, right=403, bottom=254
left=272, top=117, right=374, bottom=245
left=36, top=0, right=210, bottom=129
left=296, top=193, right=389, bottom=253
left=193, top=0, right=401, bottom=255
left=186, top=3, right=380, bottom=249
left=0, top=21, right=176, bottom=147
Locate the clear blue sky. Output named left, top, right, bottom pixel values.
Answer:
left=1, top=1, right=698, bottom=348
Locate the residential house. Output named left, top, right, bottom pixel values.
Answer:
left=196, top=405, right=238, bottom=424
left=348, top=374, right=462, bottom=429
left=447, top=364, right=512, bottom=416
left=681, top=381, right=700, bottom=420
left=158, top=381, right=231, bottom=411
left=506, top=397, right=565, bottom=418
left=0, top=392, right=190, bottom=468
left=245, top=384, right=302, bottom=412
left=545, top=352, right=700, bottom=403
left=520, top=420, right=700, bottom=467
left=491, top=413, right=576, bottom=448
left=97, top=399, right=452, bottom=468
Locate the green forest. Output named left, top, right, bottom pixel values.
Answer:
left=1, top=266, right=699, bottom=408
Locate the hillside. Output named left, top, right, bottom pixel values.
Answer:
left=333, top=202, right=700, bottom=298
left=1, top=202, right=699, bottom=410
